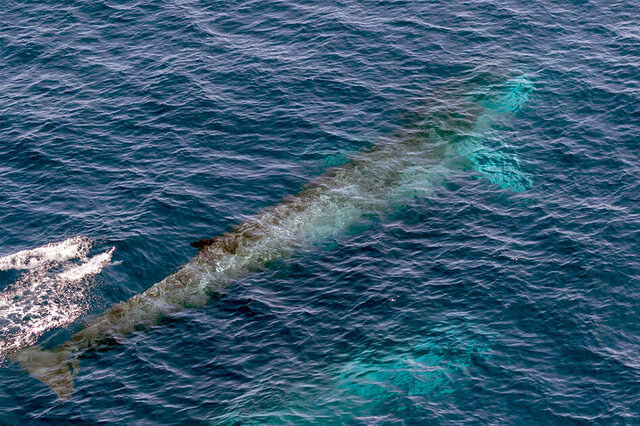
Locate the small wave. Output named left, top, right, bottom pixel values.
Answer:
left=0, top=238, right=114, bottom=361
left=57, top=248, right=114, bottom=282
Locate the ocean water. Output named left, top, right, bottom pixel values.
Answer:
left=1, top=0, right=639, bottom=423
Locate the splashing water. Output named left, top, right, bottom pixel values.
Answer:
left=0, top=238, right=114, bottom=361
left=0, top=237, right=91, bottom=272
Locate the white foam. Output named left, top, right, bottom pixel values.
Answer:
left=0, top=237, right=91, bottom=271
left=0, top=238, right=114, bottom=361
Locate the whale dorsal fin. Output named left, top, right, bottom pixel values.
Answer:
left=190, top=238, right=217, bottom=251
left=191, top=235, right=239, bottom=254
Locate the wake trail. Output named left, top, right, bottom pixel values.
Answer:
left=0, top=237, right=113, bottom=361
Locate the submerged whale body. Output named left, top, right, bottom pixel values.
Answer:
left=10, top=73, right=533, bottom=399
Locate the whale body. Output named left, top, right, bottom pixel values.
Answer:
left=10, top=73, right=533, bottom=399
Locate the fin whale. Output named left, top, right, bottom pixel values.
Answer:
left=8, top=73, right=533, bottom=399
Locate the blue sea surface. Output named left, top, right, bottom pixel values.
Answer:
left=1, top=0, right=639, bottom=423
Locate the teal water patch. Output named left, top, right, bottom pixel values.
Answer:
left=459, top=143, right=533, bottom=192
left=300, top=143, right=359, bottom=168
left=457, top=76, right=534, bottom=192
left=323, top=150, right=354, bottom=167
left=211, top=322, right=493, bottom=424
left=337, top=326, right=492, bottom=403
left=488, top=75, right=534, bottom=113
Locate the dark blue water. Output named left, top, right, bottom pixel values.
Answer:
left=1, top=0, right=639, bottom=423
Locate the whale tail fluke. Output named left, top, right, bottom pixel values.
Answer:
left=11, top=346, right=78, bottom=399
